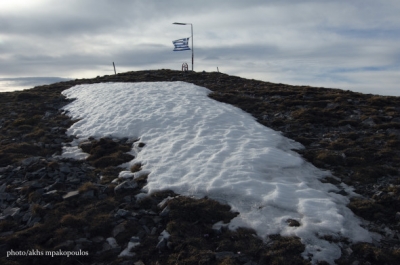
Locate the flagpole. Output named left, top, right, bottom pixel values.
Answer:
left=173, top=22, right=194, bottom=71
left=190, top=23, right=194, bottom=71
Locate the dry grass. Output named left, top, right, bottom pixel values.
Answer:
left=130, top=162, right=142, bottom=172
left=78, top=181, right=98, bottom=193
left=31, top=204, right=45, bottom=217
left=59, top=214, right=87, bottom=228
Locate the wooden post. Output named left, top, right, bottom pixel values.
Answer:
left=113, top=62, right=117, bottom=75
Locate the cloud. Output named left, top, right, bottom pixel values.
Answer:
left=0, top=77, right=70, bottom=86
left=0, top=77, right=71, bottom=92
left=0, top=0, right=400, bottom=95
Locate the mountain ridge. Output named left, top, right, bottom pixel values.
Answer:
left=0, top=69, right=399, bottom=264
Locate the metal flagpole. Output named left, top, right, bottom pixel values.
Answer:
left=190, top=23, right=194, bottom=71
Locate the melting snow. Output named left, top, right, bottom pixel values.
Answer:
left=61, top=82, right=372, bottom=264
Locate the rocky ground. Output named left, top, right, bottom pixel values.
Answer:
left=0, top=69, right=399, bottom=265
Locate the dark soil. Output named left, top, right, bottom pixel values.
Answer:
left=0, top=69, right=399, bottom=264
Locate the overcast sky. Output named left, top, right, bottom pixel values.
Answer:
left=1, top=0, right=399, bottom=96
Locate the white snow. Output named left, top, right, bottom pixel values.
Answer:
left=61, top=82, right=372, bottom=264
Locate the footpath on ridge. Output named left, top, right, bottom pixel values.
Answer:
left=0, top=69, right=399, bottom=265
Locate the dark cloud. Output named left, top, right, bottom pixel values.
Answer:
left=0, top=77, right=71, bottom=92
left=0, top=77, right=71, bottom=86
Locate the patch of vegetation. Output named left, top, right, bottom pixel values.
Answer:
left=83, top=138, right=134, bottom=168
left=337, top=243, right=400, bottom=265
left=130, top=162, right=142, bottom=172
left=347, top=198, right=388, bottom=221
left=260, top=234, right=309, bottom=265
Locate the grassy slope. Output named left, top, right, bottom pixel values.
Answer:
left=1, top=69, right=399, bottom=265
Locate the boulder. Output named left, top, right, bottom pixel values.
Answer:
left=114, top=209, right=131, bottom=218
left=0, top=207, right=20, bottom=221
left=21, top=157, right=41, bottom=167
left=80, top=190, right=95, bottom=199
left=112, top=223, right=126, bottom=237
left=119, top=237, right=140, bottom=257
left=114, top=180, right=138, bottom=194
left=62, top=190, right=80, bottom=200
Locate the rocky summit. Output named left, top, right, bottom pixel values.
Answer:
left=0, top=69, right=399, bottom=265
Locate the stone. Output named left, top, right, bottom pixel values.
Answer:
left=91, top=236, right=105, bottom=243
left=212, top=221, right=228, bottom=235
left=44, top=181, right=63, bottom=192
left=0, top=192, right=8, bottom=203
left=27, top=216, right=41, bottom=227
left=130, top=236, right=140, bottom=243
left=115, top=209, right=131, bottom=218
left=21, top=157, right=41, bottom=167
left=156, top=238, right=167, bottom=250
left=22, top=212, right=32, bottom=222
left=59, top=165, right=71, bottom=173
left=215, top=251, right=236, bottom=260
left=362, top=117, right=376, bottom=126
left=159, top=206, right=170, bottom=217
left=106, top=237, right=119, bottom=249
left=119, top=237, right=140, bottom=257
left=62, top=190, right=80, bottom=200
left=142, top=225, right=150, bottom=234
left=137, top=230, right=146, bottom=239
left=159, top=230, right=170, bottom=240
left=75, top=238, right=92, bottom=245
left=54, top=138, right=63, bottom=144
left=287, top=219, right=301, bottom=227
left=119, top=171, right=135, bottom=179
left=43, top=190, right=58, bottom=197
left=80, top=190, right=95, bottom=199
left=29, top=181, right=45, bottom=189
left=326, top=103, right=339, bottom=109
left=0, top=166, right=13, bottom=174
left=123, top=195, right=132, bottom=202
left=112, top=223, right=126, bottom=237
left=0, top=207, right=20, bottom=220
left=114, top=180, right=138, bottom=194
left=43, top=203, right=54, bottom=210
left=5, top=193, right=17, bottom=202
left=98, top=194, right=107, bottom=200
left=119, top=261, right=135, bottom=265
left=56, top=240, right=75, bottom=249
left=67, top=177, right=81, bottom=184
left=243, top=262, right=258, bottom=265
left=135, top=193, right=148, bottom=201
left=153, top=216, right=162, bottom=224
left=345, top=247, right=353, bottom=255
left=0, top=231, right=14, bottom=237
left=395, top=212, right=400, bottom=221
left=32, top=167, right=46, bottom=176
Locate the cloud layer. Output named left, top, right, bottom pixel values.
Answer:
left=1, top=0, right=399, bottom=95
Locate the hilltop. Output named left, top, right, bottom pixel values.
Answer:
left=0, top=69, right=399, bottom=265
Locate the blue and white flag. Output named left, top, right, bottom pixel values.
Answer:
left=172, top=37, right=190, bottom=51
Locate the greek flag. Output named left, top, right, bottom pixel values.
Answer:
left=172, top=37, right=190, bottom=51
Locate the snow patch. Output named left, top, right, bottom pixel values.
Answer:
left=62, top=82, right=372, bottom=264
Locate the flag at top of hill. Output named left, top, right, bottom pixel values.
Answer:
left=173, top=37, right=190, bottom=51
